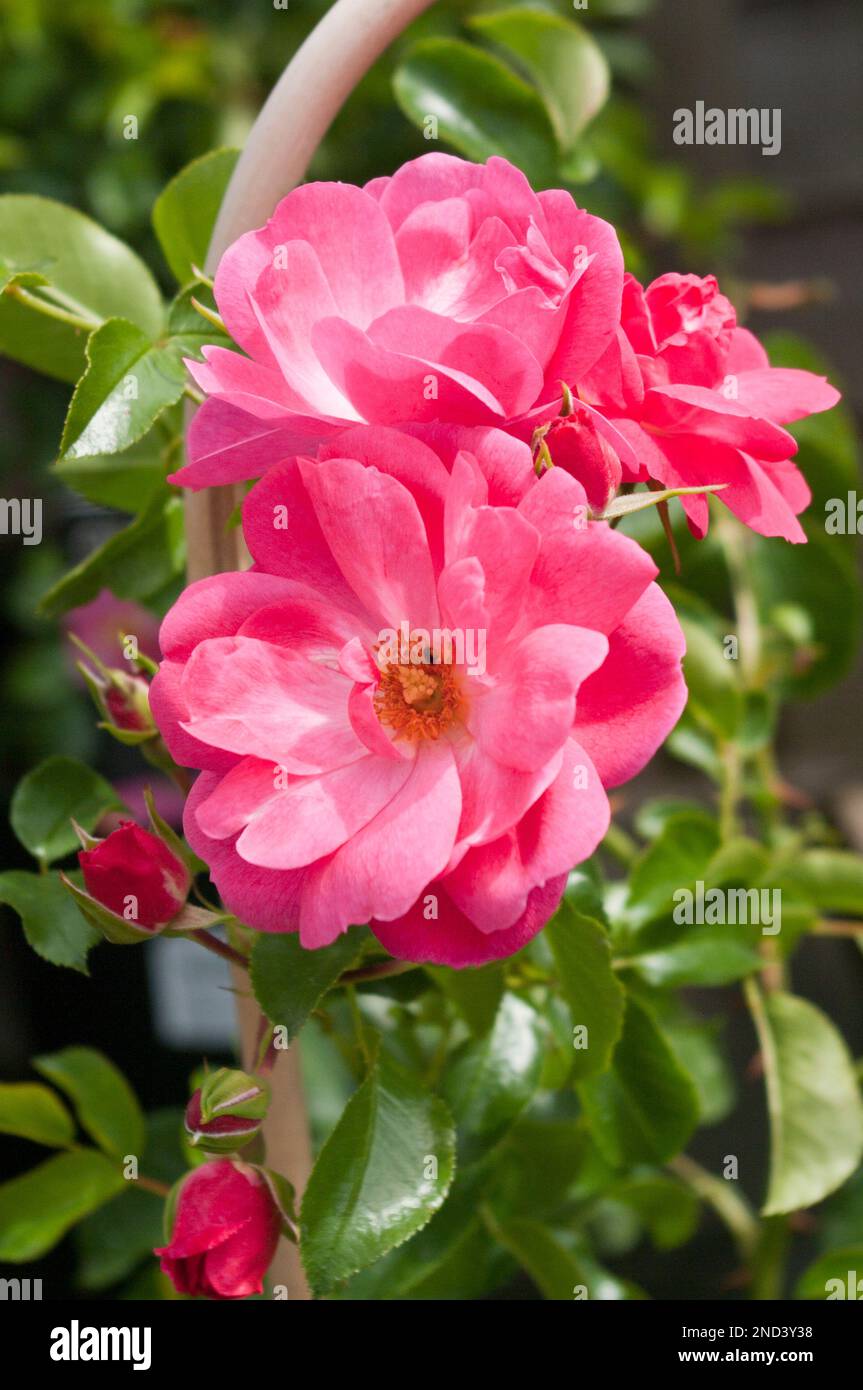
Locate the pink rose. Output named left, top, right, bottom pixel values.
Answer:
left=152, top=425, right=686, bottom=967
left=583, top=272, right=840, bottom=541
left=78, top=821, right=190, bottom=929
left=170, top=153, right=623, bottom=490
left=542, top=403, right=623, bottom=512
left=155, top=1160, right=281, bottom=1299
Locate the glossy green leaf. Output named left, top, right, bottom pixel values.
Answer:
left=59, top=318, right=189, bottom=460
left=680, top=615, right=743, bottom=739
left=394, top=39, right=558, bottom=186
left=489, top=1216, right=585, bottom=1300
left=795, top=1247, right=863, bottom=1300
left=747, top=987, right=863, bottom=1216
left=443, top=993, right=544, bottom=1165
left=0, top=1082, right=75, bottom=1148
left=546, top=901, right=624, bottom=1079
left=54, top=438, right=166, bottom=513
left=622, top=811, right=720, bottom=932
left=0, top=1150, right=124, bottom=1261
left=427, top=963, right=505, bottom=1037
left=775, top=850, right=863, bottom=916
left=34, top=1047, right=145, bottom=1159
left=250, top=928, right=364, bottom=1046
left=300, top=1051, right=455, bottom=1295
left=152, top=148, right=239, bottom=284
left=39, top=489, right=185, bottom=618
left=625, top=924, right=761, bottom=987
left=0, top=870, right=99, bottom=974
left=10, top=756, right=121, bottom=864
left=579, top=995, right=699, bottom=1166
left=610, top=1175, right=700, bottom=1249
left=0, top=195, right=163, bottom=381
left=751, top=530, right=862, bottom=699
left=470, top=7, right=609, bottom=150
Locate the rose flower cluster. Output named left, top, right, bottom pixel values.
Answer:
left=151, top=153, right=838, bottom=970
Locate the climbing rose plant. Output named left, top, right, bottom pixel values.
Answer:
left=0, top=127, right=861, bottom=1300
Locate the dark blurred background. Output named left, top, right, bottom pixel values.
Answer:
left=1, top=0, right=861, bottom=1298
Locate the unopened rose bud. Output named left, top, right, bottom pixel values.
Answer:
left=155, top=1160, right=290, bottom=1299
left=65, top=821, right=191, bottom=942
left=71, top=634, right=156, bottom=743
left=545, top=404, right=623, bottom=513
left=185, top=1069, right=270, bottom=1154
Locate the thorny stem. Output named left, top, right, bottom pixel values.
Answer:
left=191, top=929, right=250, bottom=970
left=338, top=958, right=419, bottom=986
left=132, top=1174, right=172, bottom=1198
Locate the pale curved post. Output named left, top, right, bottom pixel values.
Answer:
left=183, top=0, right=438, bottom=1300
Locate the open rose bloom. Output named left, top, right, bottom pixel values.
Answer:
left=581, top=272, right=840, bottom=541
left=154, top=426, right=686, bottom=966
left=171, top=152, right=625, bottom=489
left=155, top=152, right=842, bottom=968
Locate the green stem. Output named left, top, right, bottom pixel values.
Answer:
left=345, top=985, right=370, bottom=1069
left=668, top=1153, right=759, bottom=1261
left=602, top=821, right=639, bottom=866
left=750, top=1215, right=790, bottom=1300
left=7, top=282, right=100, bottom=332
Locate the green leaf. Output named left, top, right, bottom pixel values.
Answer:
left=0, top=870, right=99, bottom=973
left=250, top=928, right=365, bottom=1046
left=39, top=489, right=185, bottom=618
left=10, top=755, right=121, bottom=864
left=394, top=39, right=558, bottom=186
left=751, top=530, right=862, bottom=699
left=469, top=7, right=609, bottom=150
left=0, top=1149, right=124, bottom=1261
left=488, top=1216, right=585, bottom=1300
left=76, top=1109, right=188, bottom=1290
left=0, top=195, right=163, bottom=381
left=795, top=1247, right=863, bottom=1300
left=300, top=1051, right=455, bottom=1295
left=622, top=811, right=720, bottom=932
left=680, top=615, right=743, bottom=739
left=579, top=995, right=700, bottom=1166
left=625, top=925, right=761, bottom=987
left=597, top=483, right=726, bottom=522
left=746, top=986, right=863, bottom=1216
left=54, top=438, right=167, bottom=513
left=609, top=1175, right=700, bottom=1249
left=0, top=1082, right=75, bottom=1147
left=442, top=993, right=544, bottom=1165
left=34, top=1047, right=145, bottom=1159
left=152, top=148, right=239, bottom=285
left=426, top=963, right=505, bottom=1036
left=59, top=319, right=189, bottom=460
left=775, top=850, right=863, bottom=916
left=546, top=901, right=624, bottom=1079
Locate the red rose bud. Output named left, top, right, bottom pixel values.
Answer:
left=185, top=1069, right=270, bottom=1154
left=71, top=634, right=155, bottom=742
left=545, top=404, right=623, bottom=513
left=79, top=821, right=190, bottom=930
left=155, top=1160, right=283, bottom=1299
